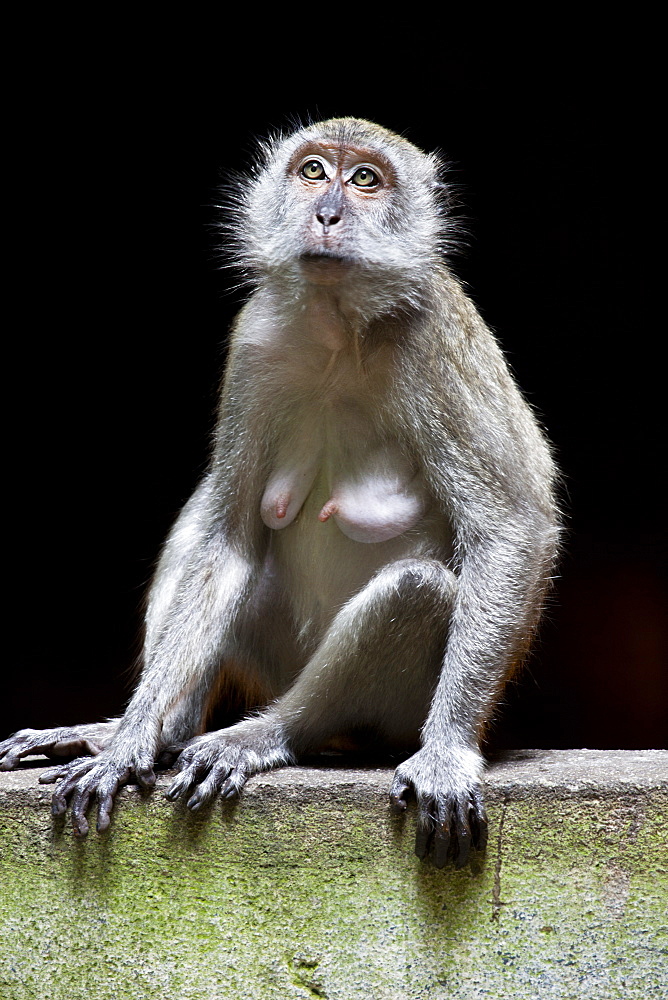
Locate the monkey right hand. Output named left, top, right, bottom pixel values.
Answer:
left=0, top=723, right=115, bottom=771
left=36, top=750, right=156, bottom=837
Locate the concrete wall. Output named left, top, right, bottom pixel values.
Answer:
left=1, top=749, right=666, bottom=999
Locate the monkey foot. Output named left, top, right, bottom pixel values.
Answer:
left=389, top=744, right=488, bottom=868
left=166, top=719, right=294, bottom=811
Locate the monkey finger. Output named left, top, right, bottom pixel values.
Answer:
left=414, top=798, right=436, bottom=859
left=50, top=760, right=96, bottom=814
left=70, top=783, right=95, bottom=837
left=219, top=768, right=247, bottom=800
left=94, top=769, right=131, bottom=832
left=468, top=810, right=487, bottom=853
left=95, top=779, right=125, bottom=830
left=476, top=812, right=489, bottom=852
left=427, top=795, right=451, bottom=867
left=414, top=823, right=434, bottom=861
left=433, top=823, right=453, bottom=869
left=51, top=790, right=69, bottom=816
left=96, top=796, right=114, bottom=833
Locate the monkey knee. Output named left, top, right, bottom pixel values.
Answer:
left=375, top=558, right=457, bottom=607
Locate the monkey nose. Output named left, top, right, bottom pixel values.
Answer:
left=315, top=210, right=341, bottom=230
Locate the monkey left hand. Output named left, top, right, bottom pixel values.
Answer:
left=389, top=743, right=488, bottom=868
left=38, top=751, right=156, bottom=837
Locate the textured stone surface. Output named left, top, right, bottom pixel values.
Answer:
left=0, top=749, right=666, bottom=999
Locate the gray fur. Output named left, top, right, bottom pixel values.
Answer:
left=0, top=119, right=559, bottom=865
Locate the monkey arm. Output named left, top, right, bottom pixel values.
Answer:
left=388, top=288, right=559, bottom=866
left=42, top=530, right=261, bottom=837
left=428, top=525, right=555, bottom=741
left=390, top=365, right=557, bottom=867
left=389, top=523, right=555, bottom=867
left=11, top=347, right=273, bottom=836
left=0, top=477, right=254, bottom=778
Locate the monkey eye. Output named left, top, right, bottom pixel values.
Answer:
left=350, top=167, right=379, bottom=188
left=301, top=160, right=327, bottom=181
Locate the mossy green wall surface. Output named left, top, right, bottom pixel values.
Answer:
left=1, top=750, right=666, bottom=999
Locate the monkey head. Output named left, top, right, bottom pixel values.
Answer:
left=231, top=118, right=453, bottom=314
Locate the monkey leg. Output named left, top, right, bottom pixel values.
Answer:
left=167, top=556, right=472, bottom=859
left=0, top=720, right=121, bottom=771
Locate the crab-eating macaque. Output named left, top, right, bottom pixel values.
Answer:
left=0, top=118, right=559, bottom=867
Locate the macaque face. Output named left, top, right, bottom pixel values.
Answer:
left=286, top=142, right=393, bottom=283
left=240, top=120, right=444, bottom=290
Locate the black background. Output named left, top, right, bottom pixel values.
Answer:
left=4, top=34, right=665, bottom=751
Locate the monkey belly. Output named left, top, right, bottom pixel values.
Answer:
left=267, top=472, right=451, bottom=642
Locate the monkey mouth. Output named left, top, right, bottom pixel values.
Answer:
left=299, top=252, right=355, bottom=286
left=300, top=251, right=352, bottom=264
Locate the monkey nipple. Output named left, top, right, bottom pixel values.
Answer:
left=274, top=498, right=289, bottom=519
left=318, top=499, right=338, bottom=523
left=260, top=488, right=299, bottom=530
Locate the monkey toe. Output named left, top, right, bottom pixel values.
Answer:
left=414, top=824, right=433, bottom=861
left=185, top=776, right=220, bottom=810
left=219, top=769, right=246, bottom=800
left=135, top=765, right=156, bottom=791
left=96, top=796, right=114, bottom=832
left=468, top=788, right=488, bottom=851
left=0, top=731, right=41, bottom=769
left=389, top=779, right=411, bottom=813
left=167, top=754, right=216, bottom=804
left=165, top=773, right=193, bottom=802
left=156, top=745, right=184, bottom=769
left=188, top=761, right=240, bottom=809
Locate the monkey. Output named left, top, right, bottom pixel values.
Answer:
left=0, top=118, right=559, bottom=868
